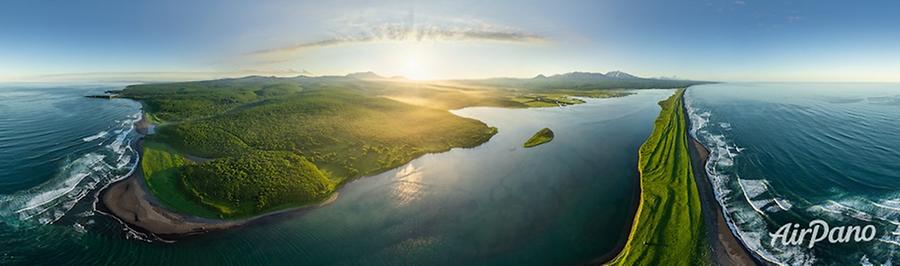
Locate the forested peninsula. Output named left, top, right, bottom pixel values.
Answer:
left=110, top=72, right=707, bottom=222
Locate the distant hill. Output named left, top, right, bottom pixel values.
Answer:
left=458, top=71, right=712, bottom=91
left=161, top=70, right=710, bottom=93
left=344, top=71, right=386, bottom=80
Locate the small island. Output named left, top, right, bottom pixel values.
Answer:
left=523, top=128, right=554, bottom=148
left=96, top=72, right=706, bottom=236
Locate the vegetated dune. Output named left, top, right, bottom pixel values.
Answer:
left=121, top=74, right=701, bottom=219
left=608, top=88, right=706, bottom=265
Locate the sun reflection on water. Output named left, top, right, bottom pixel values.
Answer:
left=391, top=164, right=426, bottom=207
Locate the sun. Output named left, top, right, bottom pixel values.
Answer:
left=401, top=50, right=434, bottom=80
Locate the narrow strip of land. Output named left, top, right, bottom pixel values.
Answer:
left=608, top=89, right=707, bottom=265
left=688, top=137, right=760, bottom=265
left=684, top=97, right=762, bottom=265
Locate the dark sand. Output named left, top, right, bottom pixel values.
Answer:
left=682, top=93, right=765, bottom=265
left=99, top=112, right=336, bottom=238
left=100, top=154, right=241, bottom=235
left=103, top=92, right=768, bottom=263
left=100, top=114, right=240, bottom=236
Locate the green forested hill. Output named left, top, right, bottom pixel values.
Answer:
left=179, top=151, right=334, bottom=216
left=122, top=77, right=499, bottom=218
left=122, top=74, right=699, bottom=218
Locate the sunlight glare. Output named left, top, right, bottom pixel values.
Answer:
left=402, top=49, right=433, bottom=80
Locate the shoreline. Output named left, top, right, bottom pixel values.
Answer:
left=603, top=88, right=706, bottom=265
left=100, top=88, right=746, bottom=257
left=681, top=91, right=766, bottom=265
left=101, top=93, right=505, bottom=239
left=101, top=86, right=631, bottom=239
left=588, top=154, right=642, bottom=264
left=98, top=110, right=340, bottom=239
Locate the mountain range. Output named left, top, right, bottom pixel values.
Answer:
left=219, top=70, right=711, bottom=92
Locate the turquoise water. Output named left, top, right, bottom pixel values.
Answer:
left=687, top=83, right=900, bottom=264
left=0, top=85, right=674, bottom=265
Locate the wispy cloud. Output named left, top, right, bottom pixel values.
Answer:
left=245, top=14, right=546, bottom=62
left=13, top=69, right=312, bottom=83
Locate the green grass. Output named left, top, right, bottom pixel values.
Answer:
left=141, top=140, right=221, bottom=218
left=511, top=94, right=584, bottom=107
left=509, top=90, right=632, bottom=108
left=123, top=78, right=499, bottom=218
left=370, top=80, right=632, bottom=110
left=121, top=76, right=640, bottom=219
left=608, top=88, right=707, bottom=265
left=523, top=128, right=555, bottom=148
left=179, top=151, right=335, bottom=218
left=144, top=112, right=163, bottom=124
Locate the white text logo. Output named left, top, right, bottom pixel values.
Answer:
left=770, top=220, right=876, bottom=248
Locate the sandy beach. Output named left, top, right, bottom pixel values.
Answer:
left=683, top=93, right=764, bottom=265
left=99, top=111, right=338, bottom=238
left=102, top=91, right=766, bottom=263
left=98, top=113, right=241, bottom=237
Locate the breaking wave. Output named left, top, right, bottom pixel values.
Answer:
left=685, top=90, right=813, bottom=265
left=685, top=88, right=900, bottom=265
left=0, top=111, right=141, bottom=226
left=82, top=131, right=108, bottom=142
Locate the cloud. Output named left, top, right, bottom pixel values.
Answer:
left=734, top=0, right=746, bottom=6
left=245, top=16, right=545, bottom=62
left=16, top=69, right=312, bottom=83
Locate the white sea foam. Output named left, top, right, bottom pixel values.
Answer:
left=11, top=155, right=102, bottom=216
left=804, top=195, right=900, bottom=263
left=860, top=255, right=874, bottom=266
left=116, top=154, right=131, bottom=169
left=0, top=110, right=141, bottom=226
left=82, top=131, right=108, bottom=142
left=684, top=92, right=814, bottom=265
left=738, top=178, right=768, bottom=198
left=108, top=128, right=129, bottom=154
left=692, top=112, right=710, bottom=137
left=819, top=197, right=900, bottom=224
left=774, top=198, right=793, bottom=211
left=734, top=179, right=795, bottom=215
left=880, top=237, right=900, bottom=247
left=73, top=222, right=87, bottom=234
left=727, top=100, right=900, bottom=262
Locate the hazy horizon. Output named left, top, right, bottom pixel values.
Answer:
left=2, top=0, right=899, bottom=83
left=5, top=70, right=900, bottom=85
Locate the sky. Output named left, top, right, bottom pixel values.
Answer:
left=1, top=0, right=899, bottom=82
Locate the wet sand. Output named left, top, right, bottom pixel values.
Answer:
left=100, top=154, right=241, bottom=235
left=99, top=112, right=338, bottom=238
left=683, top=94, right=765, bottom=265
left=100, top=113, right=241, bottom=237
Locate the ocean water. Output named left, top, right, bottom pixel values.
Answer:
left=0, top=84, right=674, bottom=265
left=686, top=83, right=900, bottom=265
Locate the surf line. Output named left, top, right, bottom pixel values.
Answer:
left=770, top=220, right=876, bottom=248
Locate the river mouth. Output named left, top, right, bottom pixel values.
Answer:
left=0, top=86, right=673, bottom=265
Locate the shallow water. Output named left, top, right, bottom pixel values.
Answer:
left=0, top=85, right=673, bottom=265
left=686, top=83, right=900, bottom=265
